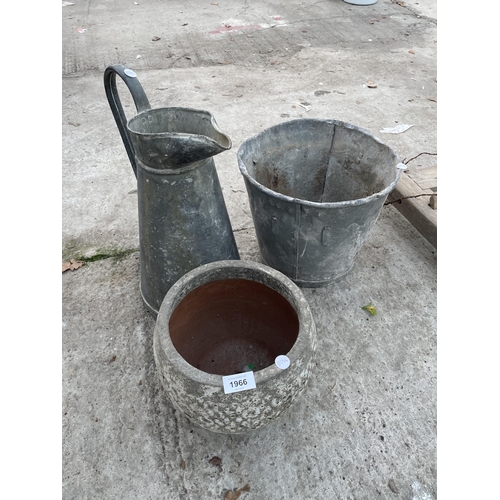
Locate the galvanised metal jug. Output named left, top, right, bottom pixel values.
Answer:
left=104, top=65, right=239, bottom=316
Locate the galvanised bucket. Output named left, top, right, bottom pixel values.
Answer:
left=237, top=118, right=405, bottom=287
left=104, top=65, right=239, bottom=315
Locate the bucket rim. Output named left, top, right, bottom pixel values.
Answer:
left=237, top=118, right=404, bottom=208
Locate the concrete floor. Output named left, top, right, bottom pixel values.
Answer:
left=62, top=1, right=437, bottom=498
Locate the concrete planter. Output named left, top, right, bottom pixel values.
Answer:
left=153, top=260, right=317, bottom=434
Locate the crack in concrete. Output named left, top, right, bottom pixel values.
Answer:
left=172, top=408, right=190, bottom=497
left=145, top=370, right=173, bottom=488
left=390, top=0, right=437, bottom=25
left=236, top=0, right=251, bottom=18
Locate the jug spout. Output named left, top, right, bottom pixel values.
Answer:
left=127, top=107, right=232, bottom=169
left=104, top=64, right=232, bottom=172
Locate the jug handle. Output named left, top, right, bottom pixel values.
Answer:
left=104, top=65, right=151, bottom=178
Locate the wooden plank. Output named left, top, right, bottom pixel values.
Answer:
left=412, top=178, right=437, bottom=191
left=387, top=172, right=437, bottom=248
left=406, top=166, right=437, bottom=191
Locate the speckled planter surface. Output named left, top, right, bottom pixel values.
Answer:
left=153, top=260, right=317, bottom=434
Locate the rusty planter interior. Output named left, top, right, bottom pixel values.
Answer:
left=169, top=278, right=299, bottom=376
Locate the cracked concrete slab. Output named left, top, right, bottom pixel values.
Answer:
left=62, top=0, right=437, bottom=498
left=63, top=211, right=436, bottom=499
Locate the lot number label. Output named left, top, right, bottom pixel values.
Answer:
left=222, top=371, right=256, bottom=394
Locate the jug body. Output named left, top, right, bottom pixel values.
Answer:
left=137, top=157, right=239, bottom=315
left=104, top=64, right=240, bottom=315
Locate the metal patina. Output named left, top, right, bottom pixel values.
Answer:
left=104, top=65, right=240, bottom=315
left=238, top=118, right=404, bottom=287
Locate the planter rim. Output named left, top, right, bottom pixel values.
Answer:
left=154, top=260, right=315, bottom=387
